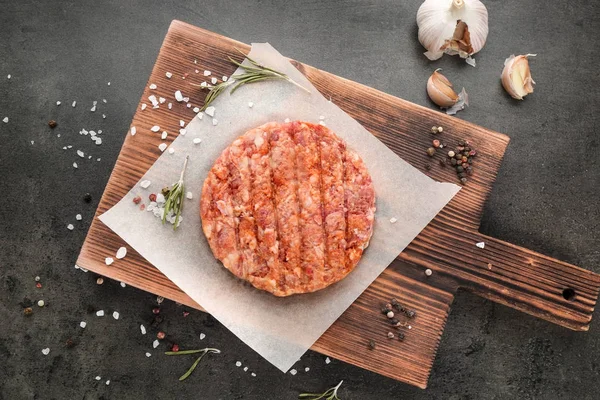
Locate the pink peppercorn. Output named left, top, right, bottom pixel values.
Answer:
left=149, top=193, right=157, bottom=202
left=133, top=196, right=142, bottom=205
left=171, top=344, right=180, bottom=352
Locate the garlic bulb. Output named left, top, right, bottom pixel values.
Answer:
left=427, top=69, right=468, bottom=115
left=501, top=54, right=536, bottom=100
left=417, top=0, right=489, bottom=64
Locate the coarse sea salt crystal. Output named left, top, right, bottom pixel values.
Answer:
left=72, top=101, right=76, bottom=107
left=80, top=321, right=87, bottom=328
left=200, top=333, right=206, bottom=340
left=105, top=257, right=114, bottom=265
left=156, top=193, right=165, bottom=204
left=77, top=150, right=85, bottom=158
left=149, top=83, right=157, bottom=90
left=96, top=158, right=101, bottom=162
left=248, top=102, right=254, bottom=108
left=2, top=117, right=8, bottom=123
left=146, top=352, right=151, bottom=357
left=166, top=72, right=172, bottom=79
left=161, top=131, right=168, bottom=140
left=204, top=106, right=215, bottom=117
left=179, top=129, right=186, bottom=135
left=102, top=99, right=107, bottom=104
left=7, top=74, right=11, bottom=79
left=389, top=217, right=397, bottom=224
left=319, top=115, right=325, bottom=120
left=153, top=340, right=159, bottom=349
left=186, top=192, right=193, bottom=200
left=211, top=77, right=217, bottom=85
left=31, top=141, right=34, bottom=145
left=140, top=325, right=146, bottom=335
left=148, top=95, right=159, bottom=106
left=112, top=311, right=120, bottom=320
left=319, top=121, right=326, bottom=126
left=251, top=372, right=256, bottom=377
left=72, top=162, right=78, bottom=169
left=95, top=376, right=101, bottom=381
left=193, top=138, right=202, bottom=145
left=159, top=97, right=166, bottom=104
left=168, top=148, right=175, bottom=155
left=158, top=143, right=167, bottom=152
left=141, top=104, right=147, bottom=111
left=140, top=180, right=151, bottom=189
left=42, top=348, right=50, bottom=356
left=67, top=224, right=74, bottom=230
left=102, top=114, right=106, bottom=119
left=95, top=137, right=102, bottom=145
left=186, top=103, right=191, bottom=108
left=120, top=282, right=126, bottom=287
left=243, top=367, right=248, bottom=372
left=222, top=76, right=228, bottom=81
left=150, top=125, right=160, bottom=132
left=167, top=103, right=172, bottom=109
left=200, top=82, right=208, bottom=88
left=193, top=107, right=200, bottom=113
left=175, top=90, right=184, bottom=102
left=76, top=214, right=82, bottom=220
left=212, top=118, right=218, bottom=126
left=96, top=310, right=105, bottom=317
left=325, top=357, right=331, bottom=364
left=131, top=126, right=136, bottom=136
left=105, top=380, right=110, bottom=386
left=67, top=145, right=73, bottom=148
left=56, top=101, right=61, bottom=106
left=289, top=369, right=297, bottom=375
left=284, top=118, right=290, bottom=123
left=203, top=70, right=211, bottom=76
left=476, top=242, right=485, bottom=249
left=107, top=82, right=110, bottom=85
left=305, top=367, right=310, bottom=372
left=197, top=113, right=203, bottom=120
left=116, top=247, right=127, bottom=259
left=235, top=361, right=242, bottom=367
left=90, top=105, right=96, bottom=112
left=179, top=120, right=185, bottom=127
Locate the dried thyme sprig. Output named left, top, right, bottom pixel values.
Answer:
left=299, top=380, right=344, bottom=400
left=196, top=49, right=311, bottom=111
left=164, top=347, right=221, bottom=381
left=162, top=155, right=189, bottom=230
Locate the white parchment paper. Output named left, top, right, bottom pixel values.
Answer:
left=99, top=43, right=460, bottom=372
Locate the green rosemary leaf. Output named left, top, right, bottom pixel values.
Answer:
left=161, top=156, right=189, bottom=230
left=299, top=381, right=344, bottom=400
left=179, top=353, right=206, bottom=381
left=165, top=349, right=205, bottom=356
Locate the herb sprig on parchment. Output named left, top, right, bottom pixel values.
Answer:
left=162, top=155, right=189, bottom=230
left=197, top=49, right=311, bottom=111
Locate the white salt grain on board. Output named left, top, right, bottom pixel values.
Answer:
left=389, top=217, right=397, bottom=224
left=140, top=325, right=146, bottom=335
left=200, top=333, right=206, bottom=340
left=158, top=143, right=167, bottom=152
left=141, top=104, right=147, bottom=111
left=159, top=97, right=166, bottom=104
left=149, top=95, right=159, bottom=107
left=168, top=148, right=175, bottom=155
left=77, top=150, right=85, bottom=158
left=289, top=369, right=297, bottom=375
left=102, top=99, right=107, bottom=104
left=179, top=129, right=186, bottom=135
left=193, top=107, right=200, bottom=113
left=149, top=83, right=157, bottom=90
left=76, top=214, right=82, bottom=220
left=203, top=70, right=211, bottom=76
left=204, top=106, right=215, bottom=117
left=211, top=77, right=217, bottom=85
left=42, top=348, right=50, bottom=356
left=30, top=141, right=34, bottom=145
left=140, top=180, right=151, bottom=189
left=112, top=311, right=120, bottom=320
left=193, top=138, right=202, bottom=145
left=179, top=120, right=185, bottom=127
left=161, top=131, right=168, bottom=140
left=195, top=69, right=200, bottom=73
left=80, top=321, right=87, bottom=328
left=150, top=125, right=160, bottom=132
left=2, top=117, right=8, bottom=123
left=222, top=76, right=228, bottom=81
left=168, top=103, right=172, bottom=109
left=105, top=257, right=114, bottom=266
left=200, top=82, right=208, bottom=88
left=248, top=102, right=254, bottom=108
left=175, top=90, right=184, bottom=102
left=235, top=361, right=242, bottom=367
left=116, top=247, right=127, bottom=259
left=130, top=126, right=136, bottom=136
left=325, top=357, right=331, bottom=364
left=186, top=103, right=191, bottom=108
left=72, top=101, right=77, bottom=107
left=153, top=340, right=159, bottom=349
left=146, top=352, right=151, bottom=357
left=476, top=242, right=485, bottom=249
left=67, top=224, right=74, bottom=230
left=166, top=72, right=172, bottom=79
left=186, top=192, right=193, bottom=200
left=212, top=118, right=218, bottom=126
left=56, top=101, right=61, bottom=106
left=96, top=310, right=105, bottom=317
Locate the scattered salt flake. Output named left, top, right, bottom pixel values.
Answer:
left=95, top=376, right=101, bottom=381
left=161, top=131, right=168, bottom=140
left=102, top=114, right=106, bottom=119
left=141, top=104, right=147, bottom=111
left=42, top=348, right=50, bottom=356
left=251, top=372, right=256, bottom=377
left=88, top=156, right=91, bottom=159
left=476, top=242, right=485, bottom=249
left=389, top=217, right=397, bottom=224
left=197, top=113, right=203, bottom=120
left=212, top=118, right=218, bottom=126
left=203, top=70, right=211, bottom=76
left=200, top=81, right=208, bottom=88
left=305, top=367, right=310, bottom=372
left=67, top=224, right=74, bottom=230
left=107, top=82, right=110, bottom=86
left=130, top=126, right=137, bottom=136
left=211, top=77, right=217, bottom=85
left=67, top=145, right=72, bottom=148
left=76, top=214, right=82, bottom=220
left=153, top=340, right=159, bottom=349
left=167, top=103, right=172, bottom=109
left=168, top=148, right=175, bottom=155
left=158, top=143, right=167, bottom=152
left=319, top=115, right=325, bottom=120
left=284, top=118, right=290, bottom=123
left=193, top=107, right=200, bottom=113
left=150, top=125, right=160, bottom=132
left=204, top=106, right=215, bottom=117
left=243, top=367, right=248, bottom=372
left=96, top=310, right=105, bottom=317
left=105, top=380, right=110, bottom=386
left=80, top=321, right=87, bottom=328
left=56, top=101, right=61, bottom=106
left=105, top=257, right=114, bottom=265
left=145, top=352, right=151, bottom=357
left=112, top=311, right=120, bottom=320
left=193, top=138, right=202, bottom=145
left=7, top=74, right=10, bottom=79
left=93, top=101, right=98, bottom=105
left=57, top=134, right=61, bottom=137
left=200, top=333, right=206, bottom=340
left=96, top=158, right=101, bottom=162
left=319, top=121, right=326, bottom=126
left=120, top=282, right=126, bottom=288
left=325, top=357, right=331, bottom=364
left=235, top=361, right=242, bottom=367
left=102, top=99, right=107, bottom=104
left=186, top=192, right=193, bottom=200
left=186, top=103, right=191, bottom=108
left=3, top=117, right=8, bottom=123
left=149, top=83, right=157, bottom=90
left=222, top=76, right=228, bottom=81
left=195, top=69, right=199, bottom=73
left=95, top=137, right=102, bottom=145
left=77, top=150, right=85, bottom=158
left=159, top=97, right=166, bottom=104
left=116, top=247, right=127, bottom=259
left=156, top=193, right=165, bottom=203
left=72, top=101, right=76, bottom=107
left=248, top=102, right=254, bottom=108
left=90, top=105, right=96, bottom=112
left=180, top=120, right=185, bottom=127
left=140, top=325, right=146, bottom=335
left=63, top=146, right=67, bottom=150
left=166, top=72, right=172, bottom=79
left=289, top=369, right=297, bottom=375
left=175, top=90, right=184, bottom=102
left=148, top=95, right=159, bottom=106
left=30, top=141, right=34, bottom=145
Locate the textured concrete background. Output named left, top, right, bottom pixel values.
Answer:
left=1, top=0, right=599, bottom=399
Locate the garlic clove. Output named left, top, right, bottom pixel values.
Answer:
left=501, top=54, right=537, bottom=100
left=427, top=69, right=459, bottom=107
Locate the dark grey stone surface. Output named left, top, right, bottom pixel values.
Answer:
left=1, top=0, right=598, bottom=399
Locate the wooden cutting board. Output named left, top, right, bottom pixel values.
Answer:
left=76, top=20, right=600, bottom=389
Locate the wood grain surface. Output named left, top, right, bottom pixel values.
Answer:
left=76, top=20, right=600, bottom=389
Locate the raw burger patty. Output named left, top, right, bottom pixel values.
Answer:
left=200, top=121, right=375, bottom=296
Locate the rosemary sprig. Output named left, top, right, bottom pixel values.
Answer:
left=162, top=155, right=189, bottom=230
left=197, top=48, right=311, bottom=111
left=164, top=347, right=221, bottom=381
left=299, top=380, right=344, bottom=400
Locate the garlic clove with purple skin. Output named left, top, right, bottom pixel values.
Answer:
left=427, top=69, right=469, bottom=115
left=501, top=54, right=536, bottom=100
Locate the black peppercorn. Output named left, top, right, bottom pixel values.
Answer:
left=459, top=140, right=465, bottom=146
left=439, top=159, right=446, bottom=167
left=83, top=193, right=92, bottom=203
left=450, top=158, right=457, bottom=166
left=391, top=298, right=398, bottom=306
left=368, top=339, right=376, bottom=350
left=464, top=147, right=471, bottom=152
left=391, top=318, right=399, bottom=325
left=458, top=172, right=466, bottom=179
left=405, top=309, right=416, bottom=318
left=456, top=166, right=464, bottom=173
left=461, top=177, right=468, bottom=184
left=397, top=332, right=405, bottom=341
left=425, top=163, right=432, bottom=171
left=381, top=306, right=391, bottom=315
